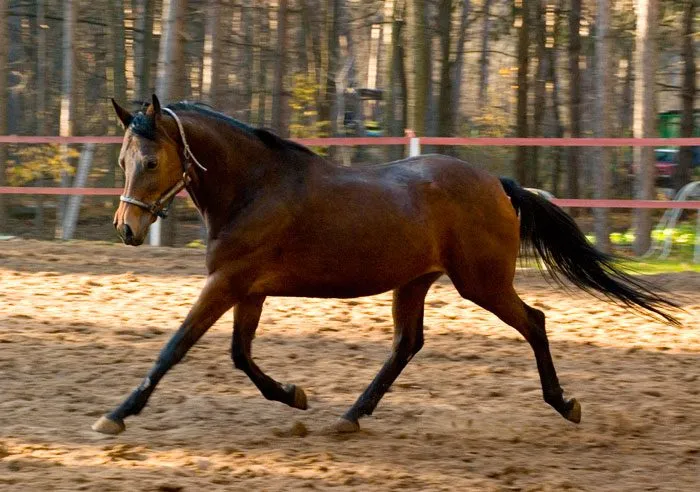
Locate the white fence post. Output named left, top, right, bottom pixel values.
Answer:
left=149, top=218, right=162, bottom=246
left=409, top=137, right=421, bottom=157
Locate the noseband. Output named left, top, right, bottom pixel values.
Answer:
left=119, top=108, right=208, bottom=219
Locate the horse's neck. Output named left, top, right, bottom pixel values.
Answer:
left=180, top=117, right=292, bottom=236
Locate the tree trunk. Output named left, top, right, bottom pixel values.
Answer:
left=549, top=0, right=565, bottom=196
left=567, top=0, right=582, bottom=202
left=531, top=0, right=548, bottom=188
left=254, top=3, right=270, bottom=127
left=674, top=0, right=695, bottom=190
left=592, top=0, right=612, bottom=252
left=515, top=0, right=530, bottom=185
left=333, top=2, right=352, bottom=148
left=632, top=0, right=658, bottom=256
left=134, top=0, right=155, bottom=101
left=322, top=0, right=341, bottom=142
left=35, top=0, right=48, bottom=236
left=410, top=0, right=429, bottom=136
left=318, top=0, right=341, bottom=161
left=550, top=62, right=564, bottom=196
left=318, top=0, right=335, bottom=125
left=155, top=0, right=187, bottom=247
left=398, top=17, right=409, bottom=143
left=437, top=0, right=452, bottom=139
left=6, top=9, right=24, bottom=137
left=0, top=0, right=8, bottom=233
left=156, top=0, right=187, bottom=102
left=301, top=0, right=322, bottom=87
left=55, top=0, right=76, bottom=239
left=241, top=2, right=254, bottom=121
left=384, top=0, right=407, bottom=161
left=271, top=0, right=289, bottom=136
left=450, top=0, right=471, bottom=134
left=345, top=19, right=367, bottom=162
left=112, top=0, right=127, bottom=111
left=110, top=0, right=127, bottom=190
left=478, top=0, right=492, bottom=109
left=202, top=0, right=224, bottom=107
left=619, top=46, right=633, bottom=135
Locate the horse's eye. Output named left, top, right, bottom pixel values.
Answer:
left=145, top=159, right=158, bottom=170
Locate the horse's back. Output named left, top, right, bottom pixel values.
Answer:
left=368, top=153, right=516, bottom=228
left=368, top=154, right=508, bottom=200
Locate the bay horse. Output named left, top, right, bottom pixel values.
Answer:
left=93, top=95, right=679, bottom=436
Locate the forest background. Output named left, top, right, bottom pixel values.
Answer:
left=0, top=0, right=696, bottom=250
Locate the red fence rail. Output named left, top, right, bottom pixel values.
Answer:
left=419, top=137, right=700, bottom=147
left=2, top=137, right=699, bottom=209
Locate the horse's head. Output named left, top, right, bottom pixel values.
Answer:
left=112, top=95, right=183, bottom=246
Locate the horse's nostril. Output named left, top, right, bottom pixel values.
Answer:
left=123, top=224, right=134, bottom=244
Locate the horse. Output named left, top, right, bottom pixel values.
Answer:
left=92, top=94, right=679, bottom=436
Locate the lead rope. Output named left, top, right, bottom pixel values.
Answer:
left=162, top=107, right=208, bottom=172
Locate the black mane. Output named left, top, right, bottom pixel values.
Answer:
left=129, top=101, right=315, bottom=156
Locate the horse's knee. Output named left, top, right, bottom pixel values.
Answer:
left=526, top=305, right=546, bottom=328
left=523, top=305, right=548, bottom=342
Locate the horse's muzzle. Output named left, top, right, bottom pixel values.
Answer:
left=117, top=223, right=143, bottom=246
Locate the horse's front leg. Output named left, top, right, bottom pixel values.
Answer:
left=231, top=296, right=308, bottom=409
left=92, top=273, right=236, bottom=435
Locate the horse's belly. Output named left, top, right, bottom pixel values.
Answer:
left=257, top=280, right=401, bottom=299
left=251, top=244, right=442, bottom=298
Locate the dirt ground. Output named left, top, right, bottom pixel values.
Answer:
left=0, top=239, right=698, bottom=491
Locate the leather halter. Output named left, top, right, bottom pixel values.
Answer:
left=119, top=108, right=207, bottom=219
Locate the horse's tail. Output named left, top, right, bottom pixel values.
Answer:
left=499, top=178, right=681, bottom=326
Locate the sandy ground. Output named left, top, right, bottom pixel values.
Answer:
left=0, top=239, right=698, bottom=491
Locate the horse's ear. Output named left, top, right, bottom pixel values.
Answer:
left=147, top=94, right=162, bottom=118
left=111, top=98, right=133, bottom=128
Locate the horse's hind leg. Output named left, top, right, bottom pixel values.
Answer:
left=468, top=287, right=581, bottom=423
left=231, top=296, right=308, bottom=410
left=331, top=272, right=441, bottom=433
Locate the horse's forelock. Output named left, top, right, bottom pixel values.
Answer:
left=129, top=112, right=157, bottom=141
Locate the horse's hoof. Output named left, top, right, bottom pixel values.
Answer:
left=285, top=384, right=308, bottom=410
left=328, top=418, right=360, bottom=434
left=564, top=398, right=581, bottom=424
left=92, top=415, right=126, bottom=435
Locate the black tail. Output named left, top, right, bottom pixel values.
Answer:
left=500, top=178, right=681, bottom=326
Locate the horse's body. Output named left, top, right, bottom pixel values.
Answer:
left=220, top=154, right=514, bottom=300
left=93, top=97, right=678, bottom=436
